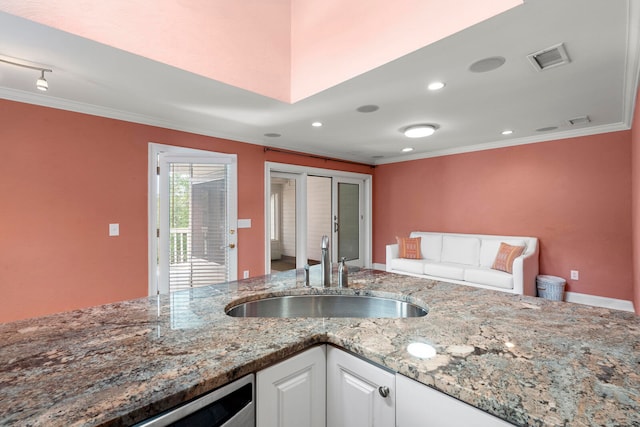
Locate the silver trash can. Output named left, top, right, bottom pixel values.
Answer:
left=536, top=275, right=566, bottom=301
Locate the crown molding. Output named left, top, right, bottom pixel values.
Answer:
left=0, top=87, right=268, bottom=147
left=622, top=0, right=640, bottom=127
left=376, top=122, right=630, bottom=165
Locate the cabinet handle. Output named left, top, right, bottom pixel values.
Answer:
left=378, top=386, right=390, bottom=398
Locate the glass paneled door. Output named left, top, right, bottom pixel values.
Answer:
left=157, top=152, right=237, bottom=294
left=264, top=162, right=372, bottom=275
left=333, top=178, right=364, bottom=267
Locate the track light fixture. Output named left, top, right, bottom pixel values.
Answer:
left=0, top=57, right=52, bottom=92
left=36, top=70, right=48, bottom=91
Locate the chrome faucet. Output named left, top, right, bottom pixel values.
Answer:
left=338, top=257, right=348, bottom=288
left=321, top=235, right=331, bottom=287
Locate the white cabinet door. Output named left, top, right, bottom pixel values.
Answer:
left=257, top=345, right=326, bottom=427
left=327, top=346, right=395, bottom=427
left=396, top=374, right=513, bottom=427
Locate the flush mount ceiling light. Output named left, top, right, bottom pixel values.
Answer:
left=402, top=147, right=414, bottom=153
left=501, top=130, right=513, bottom=135
left=403, top=124, right=436, bottom=138
left=0, top=57, right=52, bottom=91
left=427, top=81, right=445, bottom=91
left=311, top=121, right=323, bottom=127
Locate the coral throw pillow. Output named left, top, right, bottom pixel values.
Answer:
left=492, top=242, right=525, bottom=273
left=396, top=236, right=422, bottom=259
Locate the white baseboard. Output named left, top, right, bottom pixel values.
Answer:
left=564, top=292, right=635, bottom=312
left=375, top=263, right=635, bottom=313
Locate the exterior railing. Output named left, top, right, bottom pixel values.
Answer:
left=170, top=228, right=190, bottom=264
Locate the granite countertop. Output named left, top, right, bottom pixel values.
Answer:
left=1, top=269, right=639, bottom=426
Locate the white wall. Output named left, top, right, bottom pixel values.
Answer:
left=281, top=179, right=297, bottom=257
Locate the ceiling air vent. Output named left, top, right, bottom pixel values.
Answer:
left=567, top=115, right=590, bottom=126
left=527, top=43, right=570, bottom=71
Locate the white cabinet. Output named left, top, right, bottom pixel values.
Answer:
left=327, top=346, right=395, bottom=427
left=396, top=374, right=513, bottom=427
left=257, top=346, right=513, bottom=427
left=256, top=345, right=326, bottom=427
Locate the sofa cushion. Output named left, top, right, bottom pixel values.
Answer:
left=410, top=232, right=442, bottom=261
left=492, top=242, right=525, bottom=273
left=423, top=262, right=466, bottom=281
left=390, top=258, right=426, bottom=275
left=479, top=239, right=526, bottom=267
left=397, top=236, right=422, bottom=259
left=441, top=236, right=480, bottom=266
left=464, top=267, right=514, bottom=290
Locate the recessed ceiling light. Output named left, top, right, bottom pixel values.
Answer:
left=427, top=81, right=445, bottom=91
left=312, top=121, right=323, bottom=127
left=264, top=133, right=281, bottom=138
left=404, top=124, right=436, bottom=138
left=501, top=130, right=513, bottom=135
left=402, top=147, right=414, bottom=152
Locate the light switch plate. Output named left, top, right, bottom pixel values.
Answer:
left=109, top=223, right=119, bottom=236
left=238, top=219, right=252, bottom=229
left=570, top=270, right=579, bottom=280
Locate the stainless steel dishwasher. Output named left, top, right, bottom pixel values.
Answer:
left=134, top=373, right=254, bottom=427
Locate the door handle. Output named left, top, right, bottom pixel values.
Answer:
left=334, top=222, right=339, bottom=232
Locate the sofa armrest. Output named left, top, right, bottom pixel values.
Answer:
left=511, top=239, right=540, bottom=296
left=386, top=244, right=399, bottom=272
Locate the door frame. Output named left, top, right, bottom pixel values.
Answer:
left=149, top=143, right=238, bottom=296
left=264, top=162, right=372, bottom=273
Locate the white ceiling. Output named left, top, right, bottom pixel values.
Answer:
left=0, top=0, right=638, bottom=165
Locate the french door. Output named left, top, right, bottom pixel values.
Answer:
left=150, top=144, right=237, bottom=295
left=265, top=163, right=371, bottom=273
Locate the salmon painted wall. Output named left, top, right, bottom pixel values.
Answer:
left=632, top=88, right=640, bottom=314
left=0, top=99, right=371, bottom=323
left=374, top=132, right=634, bottom=301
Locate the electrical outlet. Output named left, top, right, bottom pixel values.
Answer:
left=570, top=270, right=579, bottom=280
left=109, top=223, right=119, bottom=236
left=243, top=270, right=249, bottom=279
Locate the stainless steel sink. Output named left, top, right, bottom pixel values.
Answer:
left=225, top=294, right=428, bottom=318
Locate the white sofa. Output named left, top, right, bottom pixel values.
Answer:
left=386, top=232, right=539, bottom=295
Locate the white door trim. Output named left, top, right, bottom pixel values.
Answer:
left=148, top=143, right=237, bottom=296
